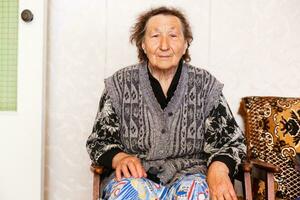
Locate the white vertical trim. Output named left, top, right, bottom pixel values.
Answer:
left=41, top=0, right=48, bottom=199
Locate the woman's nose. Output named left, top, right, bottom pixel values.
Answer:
left=159, top=36, right=170, bottom=50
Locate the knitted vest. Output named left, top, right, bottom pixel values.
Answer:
left=105, top=62, right=223, bottom=184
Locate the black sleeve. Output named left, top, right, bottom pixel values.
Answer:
left=204, top=94, right=246, bottom=178
left=86, top=89, right=124, bottom=168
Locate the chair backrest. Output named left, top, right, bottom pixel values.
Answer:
left=240, top=96, right=300, bottom=199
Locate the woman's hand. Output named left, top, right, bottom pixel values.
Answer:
left=207, top=161, right=238, bottom=200
left=112, top=152, right=147, bottom=181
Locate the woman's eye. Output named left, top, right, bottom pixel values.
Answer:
left=151, top=34, right=159, bottom=38
left=170, top=34, right=177, bottom=38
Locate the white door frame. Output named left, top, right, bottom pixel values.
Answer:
left=0, top=0, right=47, bottom=199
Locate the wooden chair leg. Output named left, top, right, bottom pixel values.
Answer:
left=252, top=177, right=261, bottom=200
left=93, top=173, right=100, bottom=200
left=244, top=171, right=253, bottom=200
left=266, top=172, right=275, bottom=200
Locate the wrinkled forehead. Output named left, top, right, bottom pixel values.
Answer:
left=145, top=14, right=184, bottom=33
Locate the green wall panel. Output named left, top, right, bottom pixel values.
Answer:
left=0, top=0, right=18, bottom=111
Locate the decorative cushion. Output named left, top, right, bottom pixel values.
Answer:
left=241, top=96, right=300, bottom=199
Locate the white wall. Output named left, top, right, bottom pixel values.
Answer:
left=45, top=1, right=300, bottom=199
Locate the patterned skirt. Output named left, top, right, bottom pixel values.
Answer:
left=102, top=173, right=209, bottom=200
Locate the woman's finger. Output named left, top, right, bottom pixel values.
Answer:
left=228, top=185, right=238, bottom=200
left=223, top=192, right=232, bottom=200
left=115, top=166, right=122, bottom=181
left=121, top=163, right=131, bottom=178
left=134, top=160, right=146, bottom=178
left=210, top=194, right=217, bottom=200
left=127, top=161, right=138, bottom=178
left=216, top=194, right=225, bottom=200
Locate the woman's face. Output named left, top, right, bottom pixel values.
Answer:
left=142, top=14, right=187, bottom=71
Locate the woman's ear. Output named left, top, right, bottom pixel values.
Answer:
left=142, top=43, right=146, bottom=54
left=183, top=41, right=188, bottom=54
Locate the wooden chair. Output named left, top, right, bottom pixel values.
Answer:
left=240, top=96, right=300, bottom=200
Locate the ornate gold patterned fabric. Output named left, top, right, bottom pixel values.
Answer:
left=241, top=96, right=300, bottom=200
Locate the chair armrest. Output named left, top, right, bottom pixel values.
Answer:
left=90, top=163, right=105, bottom=175
left=250, top=159, right=281, bottom=173
left=242, top=159, right=281, bottom=173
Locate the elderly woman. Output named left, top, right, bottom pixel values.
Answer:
left=87, top=6, right=246, bottom=200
